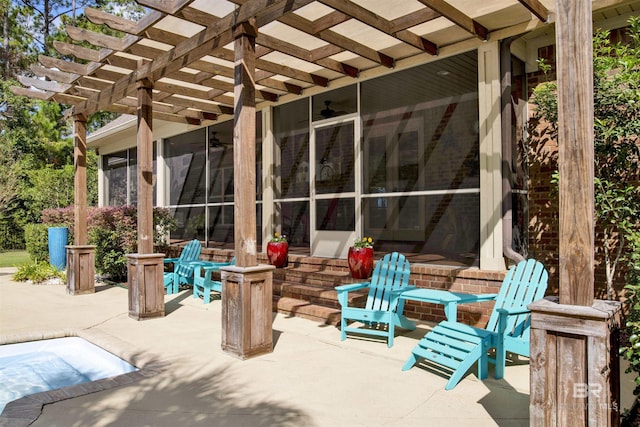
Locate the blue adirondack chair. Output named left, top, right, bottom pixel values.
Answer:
left=163, top=240, right=202, bottom=295
left=402, top=259, right=548, bottom=390
left=193, top=257, right=236, bottom=304
left=336, top=252, right=416, bottom=348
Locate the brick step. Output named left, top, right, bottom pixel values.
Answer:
left=273, top=296, right=342, bottom=326
left=274, top=281, right=367, bottom=309
left=273, top=266, right=363, bottom=289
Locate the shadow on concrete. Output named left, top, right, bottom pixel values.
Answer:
left=165, top=290, right=197, bottom=315
left=478, top=373, right=530, bottom=426
left=33, top=352, right=313, bottom=427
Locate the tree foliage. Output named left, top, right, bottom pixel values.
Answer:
left=0, top=1, right=142, bottom=249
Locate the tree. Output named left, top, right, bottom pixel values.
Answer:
left=0, top=141, right=19, bottom=214
left=529, top=17, right=640, bottom=299
left=0, top=1, right=142, bottom=250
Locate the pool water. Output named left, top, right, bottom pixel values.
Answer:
left=0, top=337, right=137, bottom=413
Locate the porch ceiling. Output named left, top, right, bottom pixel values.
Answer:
left=11, top=0, right=640, bottom=126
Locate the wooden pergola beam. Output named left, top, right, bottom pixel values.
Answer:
left=318, top=0, right=438, bottom=55
left=11, top=86, right=54, bottom=101
left=276, top=11, right=396, bottom=68
left=18, top=75, right=72, bottom=93
left=38, top=55, right=102, bottom=76
left=122, top=38, right=300, bottom=95
left=73, top=0, right=316, bottom=116
left=66, top=26, right=139, bottom=51
left=30, top=64, right=79, bottom=84
left=84, top=7, right=165, bottom=35
left=136, top=0, right=194, bottom=15
left=517, top=0, right=549, bottom=22
left=53, top=40, right=110, bottom=63
left=417, top=0, right=488, bottom=40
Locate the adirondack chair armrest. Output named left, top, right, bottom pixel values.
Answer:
left=472, top=293, right=499, bottom=302
left=198, top=262, right=233, bottom=280
left=497, top=306, right=530, bottom=316
left=335, top=282, right=370, bottom=294
left=388, top=286, right=416, bottom=310
left=496, top=306, right=530, bottom=335
left=163, top=257, right=179, bottom=264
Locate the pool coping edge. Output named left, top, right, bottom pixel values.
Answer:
left=0, top=329, right=158, bottom=427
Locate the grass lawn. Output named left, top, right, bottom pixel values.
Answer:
left=0, top=250, right=30, bottom=268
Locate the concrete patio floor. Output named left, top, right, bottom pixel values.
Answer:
left=0, top=267, right=532, bottom=426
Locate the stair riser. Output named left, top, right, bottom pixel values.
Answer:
left=274, top=283, right=366, bottom=308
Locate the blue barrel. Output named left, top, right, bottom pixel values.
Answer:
left=48, top=227, right=69, bottom=270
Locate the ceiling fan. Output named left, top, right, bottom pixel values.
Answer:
left=320, top=100, right=335, bottom=119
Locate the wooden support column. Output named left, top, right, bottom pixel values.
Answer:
left=66, top=113, right=95, bottom=295
left=137, top=78, right=154, bottom=255
left=233, top=19, right=258, bottom=268
left=221, top=19, right=274, bottom=359
left=530, top=1, right=621, bottom=425
left=127, top=77, right=164, bottom=320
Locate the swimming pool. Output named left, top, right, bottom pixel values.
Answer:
left=0, top=337, right=137, bottom=413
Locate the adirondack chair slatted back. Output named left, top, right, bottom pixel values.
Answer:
left=485, top=259, right=548, bottom=341
left=174, top=240, right=202, bottom=277
left=365, top=252, right=411, bottom=312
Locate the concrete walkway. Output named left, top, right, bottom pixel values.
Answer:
left=0, top=267, right=532, bottom=426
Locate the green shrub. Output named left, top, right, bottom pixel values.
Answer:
left=24, top=223, right=50, bottom=262
left=87, top=206, right=177, bottom=281
left=13, top=260, right=66, bottom=283
left=38, top=206, right=177, bottom=281
left=621, top=230, right=640, bottom=398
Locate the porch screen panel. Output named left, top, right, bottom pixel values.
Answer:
left=361, top=51, right=480, bottom=264
left=207, top=205, right=234, bottom=243
left=273, top=99, right=310, bottom=199
left=104, top=148, right=156, bottom=207
left=315, top=122, right=354, bottom=194
left=104, top=151, right=128, bottom=206
left=316, top=198, right=355, bottom=231
left=273, top=99, right=310, bottom=249
left=208, top=122, right=234, bottom=204
left=128, top=147, right=137, bottom=205
left=165, top=129, right=206, bottom=206
left=165, top=129, right=206, bottom=242
left=275, top=201, right=310, bottom=247
left=171, top=206, right=205, bottom=241
left=362, top=194, right=479, bottom=260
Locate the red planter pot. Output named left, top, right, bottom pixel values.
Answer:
left=267, top=241, right=288, bottom=268
left=348, top=247, right=374, bottom=279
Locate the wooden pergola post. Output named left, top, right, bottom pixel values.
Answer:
left=529, top=1, right=621, bottom=425
left=66, top=113, right=95, bottom=295
left=221, top=19, right=274, bottom=359
left=127, top=77, right=165, bottom=320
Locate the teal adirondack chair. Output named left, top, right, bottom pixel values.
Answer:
left=193, top=257, right=236, bottom=304
left=402, top=259, right=548, bottom=390
left=163, top=240, right=202, bottom=295
left=336, top=252, right=416, bottom=348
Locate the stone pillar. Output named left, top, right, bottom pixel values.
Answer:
left=529, top=298, right=621, bottom=426
left=66, top=114, right=95, bottom=294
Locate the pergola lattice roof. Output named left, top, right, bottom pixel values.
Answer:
left=12, top=0, right=561, bottom=125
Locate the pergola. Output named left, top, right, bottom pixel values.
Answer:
left=12, top=0, right=632, bottom=424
